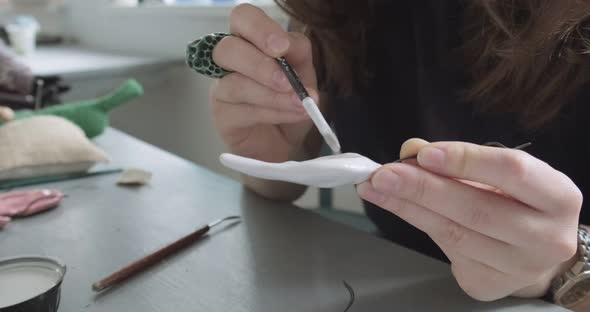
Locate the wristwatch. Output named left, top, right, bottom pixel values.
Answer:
left=550, top=226, right=590, bottom=308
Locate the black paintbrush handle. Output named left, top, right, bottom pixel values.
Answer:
left=275, top=57, right=310, bottom=101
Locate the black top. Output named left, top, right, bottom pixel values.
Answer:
left=330, top=1, right=590, bottom=262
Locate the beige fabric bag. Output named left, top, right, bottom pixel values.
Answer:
left=0, top=115, right=108, bottom=180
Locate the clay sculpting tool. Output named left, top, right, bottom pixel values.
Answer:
left=91, top=216, right=241, bottom=291
left=218, top=142, right=533, bottom=188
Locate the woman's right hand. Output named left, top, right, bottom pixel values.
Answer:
left=211, top=3, right=319, bottom=163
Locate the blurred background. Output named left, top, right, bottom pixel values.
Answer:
left=0, top=0, right=363, bottom=215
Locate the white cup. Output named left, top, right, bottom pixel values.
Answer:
left=113, top=0, right=138, bottom=6
left=6, top=24, right=38, bottom=57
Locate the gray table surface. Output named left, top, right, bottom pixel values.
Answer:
left=0, top=128, right=569, bottom=311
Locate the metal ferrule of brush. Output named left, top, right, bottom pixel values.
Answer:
left=276, top=57, right=310, bottom=100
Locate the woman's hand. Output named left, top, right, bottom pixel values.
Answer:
left=210, top=3, right=318, bottom=163
left=0, top=106, right=14, bottom=122
left=357, top=138, right=583, bottom=301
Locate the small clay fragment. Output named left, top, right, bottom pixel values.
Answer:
left=117, top=168, right=152, bottom=186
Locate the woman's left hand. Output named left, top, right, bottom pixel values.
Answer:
left=0, top=106, right=14, bottom=122
left=357, top=139, right=583, bottom=301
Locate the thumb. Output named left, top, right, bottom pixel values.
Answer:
left=0, top=106, right=15, bottom=122
left=400, top=138, right=430, bottom=159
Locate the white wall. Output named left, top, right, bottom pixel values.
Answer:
left=63, top=1, right=287, bottom=57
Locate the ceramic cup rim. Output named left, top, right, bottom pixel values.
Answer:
left=0, top=255, right=67, bottom=309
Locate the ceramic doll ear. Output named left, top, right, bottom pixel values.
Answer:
left=219, top=153, right=381, bottom=188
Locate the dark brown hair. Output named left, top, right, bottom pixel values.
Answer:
left=275, top=0, right=590, bottom=128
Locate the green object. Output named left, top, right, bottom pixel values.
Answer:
left=0, top=168, right=123, bottom=190
left=186, top=33, right=233, bottom=78
left=0, top=79, right=144, bottom=138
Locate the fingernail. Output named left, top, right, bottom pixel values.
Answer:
left=418, top=147, right=445, bottom=168
left=267, top=34, right=290, bottom=54
left=373, top=170, right=400, bottom=194
left=273, top=71, right=290, bottom=89
left=357, top=183, right=386, bottom=204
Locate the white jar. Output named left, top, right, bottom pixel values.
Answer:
left=5, top=24, right=38, bottom=57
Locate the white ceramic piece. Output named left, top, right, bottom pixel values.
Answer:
left=219, top=153, right=382, bottom=188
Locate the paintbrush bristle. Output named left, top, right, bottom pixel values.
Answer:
left=323, top=131, right=341, bottom=154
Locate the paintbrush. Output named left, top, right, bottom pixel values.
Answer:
left=275, top=57, right=341, bottom=154
left=91, top=216, right=240, bottom=292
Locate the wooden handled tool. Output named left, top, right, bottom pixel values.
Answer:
left=92, top=216, right=240, bottom=291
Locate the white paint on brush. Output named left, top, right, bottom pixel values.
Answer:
left=220, top=153, right=381, bottom=188
left=301, top=97, right=341, bottom=153
left=0, top=266, right=60, bottom=308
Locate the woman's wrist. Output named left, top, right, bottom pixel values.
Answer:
left=531, top=225, right=590, bottom=311
left=510, top=252, right=578, bottom=299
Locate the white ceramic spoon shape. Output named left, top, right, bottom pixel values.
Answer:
left=219, top=153, right=382, bottom=188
